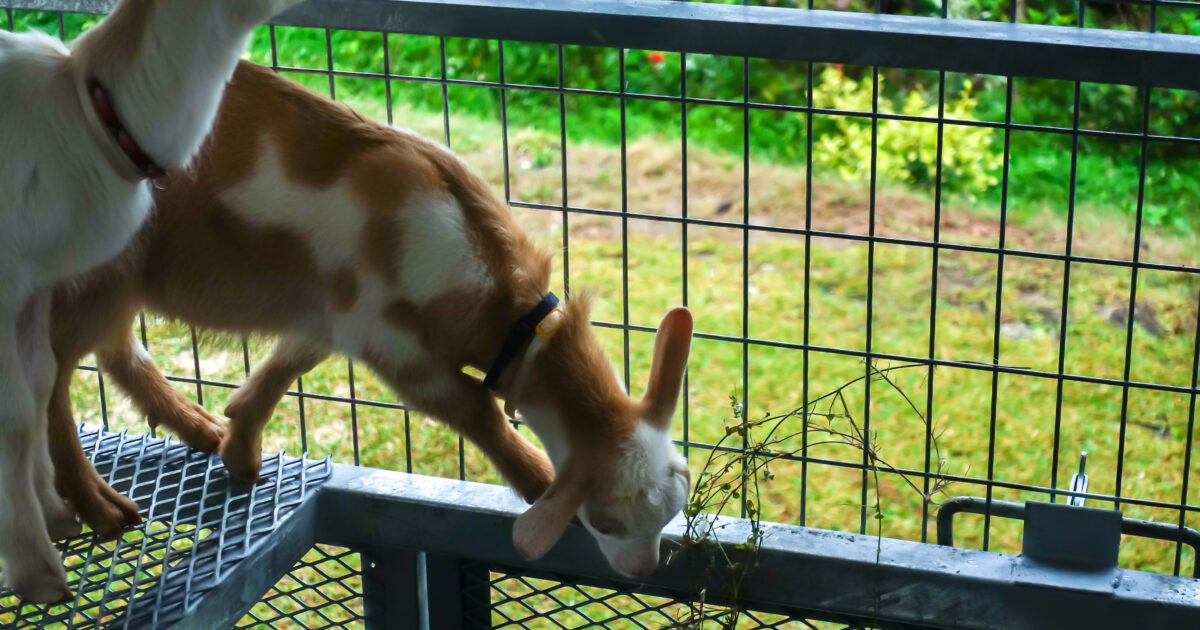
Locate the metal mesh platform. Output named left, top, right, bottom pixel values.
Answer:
left=0, top=428, right=330, bottom=629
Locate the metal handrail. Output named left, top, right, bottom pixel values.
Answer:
left=4, top=0, right=1200, bottom=89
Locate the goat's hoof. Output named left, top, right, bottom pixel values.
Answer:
left=62, top=478, right=141, bottom=539
left=85, top=488, right=141, bottom=539
left=8, top=553, right=71, bottom=604
left=219, top=436, right=262, bottom=483
left=43, top=510, right=82, bottom=542
left=158, top=405, right=226, bottom=453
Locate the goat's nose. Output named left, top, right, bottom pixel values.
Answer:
left=615, top=552, right=660, bottom=579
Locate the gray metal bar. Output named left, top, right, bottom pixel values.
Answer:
left=362, top=549, right=422, bottom=630
left=171, top=495, right=320, bottom=630
left=423, top=553, right=472, bottom=630
left=316, top=465, right=1200, bottom=630
left=5, top=0, right=1200, bottom=90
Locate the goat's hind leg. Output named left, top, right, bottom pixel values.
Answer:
left=48, top=361, right=141, bottom=538
left=0, top=295, right=70, bottom=602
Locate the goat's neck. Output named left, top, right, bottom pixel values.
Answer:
left=515, top=402, right=570, bottom=472
left=72, top=1, right=294, bottom=169
left=509, top=335, right=631, bottom=473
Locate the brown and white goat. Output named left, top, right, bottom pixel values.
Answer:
left=0, top=0, right=301, bottom=600
left=49, top=61, right=693, bottom=578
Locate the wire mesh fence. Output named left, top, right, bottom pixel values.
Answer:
left=3, top=0, right=1200, bottom=625
left=236, top=545, right=363, bottom=629
left=465, top=563, right=924, bottom=630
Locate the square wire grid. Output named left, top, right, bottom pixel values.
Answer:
left=243, top=1, right=1200, bottom=577
left=237, top=545, right=364, bottom=629
left=0, top=428, right=330, bottom=629
left=5, top=0, right=1200, bottom=582
left=464, top=563, right=931, bottom=630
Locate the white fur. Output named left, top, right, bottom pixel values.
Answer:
left=519, top=401, right=688, bottom=579
left=330, top=280, right=422, bottom=370
left=584, top=422, right=689, bottom=578
left=616, top=423, right=686, bottom=503
left=226, top=142, right=364, bottom=270
left=223, top=140, right=491, bottom=371
left=0, top=0, right=301, bottom=601
left=515, top=403, right=569, bottom=470
left=399, top=193, right=490, bottom=303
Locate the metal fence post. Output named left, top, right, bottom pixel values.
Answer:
left=425, top=553, right=491, bottom=630
left=363, top=549, right=422, bottom=629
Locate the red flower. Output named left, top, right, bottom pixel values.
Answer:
left=646, top=52, right=666, bottom=63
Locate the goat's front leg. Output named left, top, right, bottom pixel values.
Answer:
left=0, top=293, right=70, bottom=602
left=23, top=291, right=82, bottom=543
left=220, top=338, right=330, bottom=482
left=367, top=360, right=554, bottom=505
left=96, top=329, right=225, bottom=452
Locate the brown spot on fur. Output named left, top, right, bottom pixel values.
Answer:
left=237, top=62, right=553, bottom=309
left=380, top=289, right=536, bottom=373
left=349, top=147, right=443, bottom=282
left=328, top=267, right=359, bottom=313
left=231, top=64, right=394, bottom=188
left=141, top=187, right=323, bottom=332
left=382, top=298, right=423, bottom=337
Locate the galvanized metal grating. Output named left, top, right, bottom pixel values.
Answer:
left=464, top=563, right=913, bottom=630
left=0, top=428, right=330, bottom=629
left=236, top=545, right=363, bottom=629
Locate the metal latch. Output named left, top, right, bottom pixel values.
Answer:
left=1067, top=451, right=1088, bottom=507
left=936, top=451, right=1200, bottom=591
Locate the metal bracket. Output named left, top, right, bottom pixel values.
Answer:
left=1068, top=451, right=1089, bottom=508
left=1011, top=451, right=1121, bottom=595
left=1015, top=501, right=1123, bottom=595
left=937, top=452, right=1200, bottom=582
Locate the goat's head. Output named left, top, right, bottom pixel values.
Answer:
left=508, top=300, right=693, bottom=578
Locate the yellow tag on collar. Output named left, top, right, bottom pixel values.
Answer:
left=535, top=308, right=565, bottom=340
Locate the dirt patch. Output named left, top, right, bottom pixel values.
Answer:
left=487, top=133, right=1199, bottom=270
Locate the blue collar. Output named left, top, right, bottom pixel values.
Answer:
left=483, top=293, right=560, bottom=390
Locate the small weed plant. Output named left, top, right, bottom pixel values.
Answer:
left=667, top=361, right=951, bottom=629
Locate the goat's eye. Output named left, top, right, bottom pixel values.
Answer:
left=589, top=516, right=624, bottom=536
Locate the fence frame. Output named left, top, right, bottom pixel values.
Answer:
left=4, top=0, right=1200, bottom=626
left=312, top=465, right=1200, bottom=630
left=10, top=0, right=1200, bottom=90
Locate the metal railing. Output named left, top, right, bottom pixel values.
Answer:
left=8, top=430, right=1200, bottom=628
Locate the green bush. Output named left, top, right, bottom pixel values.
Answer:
left=812, top=67, right=1001, bottom=195
left=9, top=5, right=1198, bottom=230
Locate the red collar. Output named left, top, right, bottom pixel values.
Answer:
left=85, top=79, right=166, bottom=181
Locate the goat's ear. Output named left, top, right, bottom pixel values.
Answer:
left=641, top=307, right=693, bottom=429
left=513, top=460, right=587, bottom=561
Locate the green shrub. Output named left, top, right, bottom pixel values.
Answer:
left=812, top=67, right=1001, bottom=195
